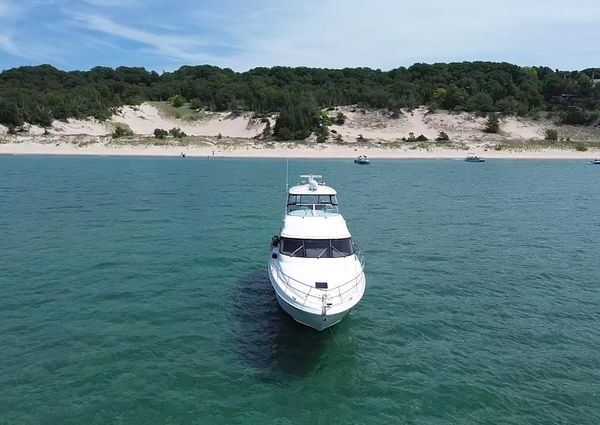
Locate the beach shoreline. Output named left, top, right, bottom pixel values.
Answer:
left=1, top=140, right=599, bottom=160
left=2, top=102, right=599, bottom=160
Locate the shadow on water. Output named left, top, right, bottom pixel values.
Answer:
left=231, top=269, right=332, bottom=380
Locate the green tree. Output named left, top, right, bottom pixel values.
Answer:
left=189, top=98, right=203, bottom=110
left=169, top=95, right=186, bottom=108
left=484, top=113, right=500, bottom=133
left=154, top=128, right=168, bottom=138
left=261, top=121, right=272, bottom=139
left=0, top=100, right=24, bottom=127
left=169, top=127, right=186, bottom=138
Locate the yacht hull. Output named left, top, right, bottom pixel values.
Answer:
left=274, top=292, right=350, bottom=331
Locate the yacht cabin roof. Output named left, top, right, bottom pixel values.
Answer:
left=288, top=184, right=337, bottom=196
left=281, top=215, right=351, bottom=239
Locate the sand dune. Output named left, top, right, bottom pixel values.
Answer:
left=111, top=103, right=264, bottom=138
left=1, top=103, right=599, bottom=159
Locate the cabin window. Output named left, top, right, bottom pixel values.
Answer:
left=279, top=238, right=354, bottom=258
left=304, top=239, right=331, bottom=258
left=287, top=195, right=337, bottom=205
left=331, top=238, right=353, bottom=257
left=280, top=238, right=304, bottom=257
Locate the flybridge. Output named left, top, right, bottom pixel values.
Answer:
left=287, top=174, right=339, bottom=217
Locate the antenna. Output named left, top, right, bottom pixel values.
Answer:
left=285, top=158, right=289, bottom=192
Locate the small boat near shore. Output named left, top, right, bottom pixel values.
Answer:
left=268, top=175, right=366, bottom=331
left=354, top=155, right=370, bottom=164
left=590, top=159, right=600, bottom=164
left=465, top=153, right=485, bottom=162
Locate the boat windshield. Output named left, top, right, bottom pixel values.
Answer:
left=279, top=237, right=353, bottom=258
left=287, top=194, right=339, bottom=216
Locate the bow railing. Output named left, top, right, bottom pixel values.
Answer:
left=269, top=252, right=365, bottom=309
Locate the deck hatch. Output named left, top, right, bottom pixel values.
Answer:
left=315, top=282, right=328, bottom=289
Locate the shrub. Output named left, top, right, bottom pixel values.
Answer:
left=544, top=129, right=558, bottom=141
left=334, top=112, right=346, bottom=125
left=415, top=134, right=428, bottom=141
left=169, top=95, right=186, bottom=108
left=560, top=108, right=599, bottom=125
left=154, top=128, right=168, bottom=139
left=316, top=125, right=329, bottom=143
left=189, top=98, right=203, bottom=110
left=484, top=113, right=500, bottom=133
left=407, top=132, right=416, bottom=142
left=261, top=121, right=272, bottom=139
left=315, top=110, right=332, bottom=126
left=216, top=132, right=222, bottom=140
left=273, top=103, right=314, bottom=140
left=277, top=126, right=292, bottom=140
left=0, top=100, right=24, bottom=127
left=436, top=131, right=450, bottom=141
left=112, top=125, right=133, bottom=138
left=334, top=134, right=343, bottom=142
left=169, top=127, right=186, bottom=138
left=32, top=106, right=53, bottom=128
left=575, top=142, right=588, bottom=152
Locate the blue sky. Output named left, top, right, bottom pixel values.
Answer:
left=0, top=0, right=599, bottom=72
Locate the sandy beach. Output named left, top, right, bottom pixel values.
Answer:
left=1, top=139, right=599, bottom=159
left=1, top=103, right=599, bottom=160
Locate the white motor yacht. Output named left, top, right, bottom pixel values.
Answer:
left=268, top=175, right=366, bottom=331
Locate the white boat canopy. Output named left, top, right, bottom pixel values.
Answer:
left=280, top=215, right=351, bottom=239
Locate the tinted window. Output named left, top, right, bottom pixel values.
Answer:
left=304, top=239, right=330, bottom=258
left=288, top=195, right=335, bottom=205
left=281, top=238, right=304, bottom=257
left=331, top=238, right=353, bottom=257
left=279, top=238, right=354, bottom=258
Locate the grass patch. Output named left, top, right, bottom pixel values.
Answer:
left=494, top=139, right=599, bottom=151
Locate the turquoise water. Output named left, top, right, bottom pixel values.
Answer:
left=1, top=156, right=599, bottom=424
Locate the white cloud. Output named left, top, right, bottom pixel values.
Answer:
left=208, top=0, right=600, bottom=70
left=66, top=11, right=244, bottom=64
left=0, top=33, right=30, bottom=58
left=3, top=0, right=600, bottom=71
left=196, top=0, right=596, bottom=71
left=80, top=0, right=140, bottom=7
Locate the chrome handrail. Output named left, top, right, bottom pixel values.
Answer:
left=269, top=253, right=365, bottom=307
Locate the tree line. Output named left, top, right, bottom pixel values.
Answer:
left=1, top=62, right=599, bottom=132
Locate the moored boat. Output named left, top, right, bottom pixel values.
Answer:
left=465, top=153, right=485, bottom=162
left=268, top=175, right=366, bottom=331
left=354, top=155, right=370, bottom=164
left=590, top=159, right=600, bottom=164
